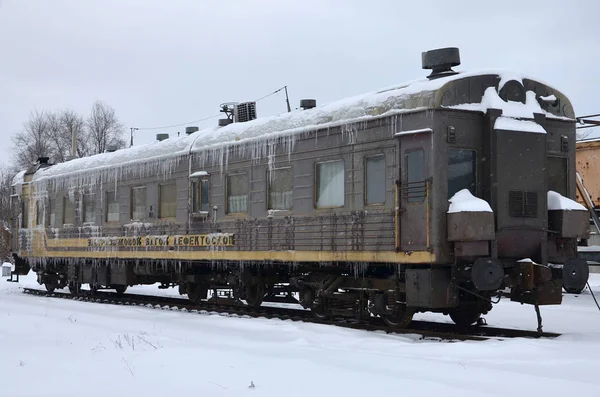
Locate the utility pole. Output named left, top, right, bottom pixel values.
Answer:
left=284, top=86, right=291, bottom=113
left=71, top=127, right=77, bottom=159
left=130, top=127, right=139, bottom=147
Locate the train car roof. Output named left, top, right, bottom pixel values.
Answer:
left=22, top=68, right=574, bottom=189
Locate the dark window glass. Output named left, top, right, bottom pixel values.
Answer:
left=36, top=202, right=44, bottom=226
left=365, top=155, right=385, bottom=204
left=192, top=179, right=210, bottom=212
left=21, top=201, right=28, bottom=228
left=547, top=156, right=568, bottom=197
left=447, top=149, right=477, bottom=199
left=406, top=149, right=425, bottom=203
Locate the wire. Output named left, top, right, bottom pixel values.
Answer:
left=587, top=281, right=600, bottom=311
left=133, top=86, right=287, bottom=131
left=254, top=86, right=286, bottom=102
left=136, top=114, right=221, bottom=131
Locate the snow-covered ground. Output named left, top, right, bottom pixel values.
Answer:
left=2, top=269, right=600, bottom=396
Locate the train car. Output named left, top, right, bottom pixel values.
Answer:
left=9, top=47, right=589, bottom=328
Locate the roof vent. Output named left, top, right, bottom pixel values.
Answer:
left=105, top=145, right=118, bottom=152
left=185, top=126, right=199, bottom=135
left=156, top=133, right=169, bottom=142
left=300, top=99, right=316, bottom=110
left=421, top=47, right=460, bottom=79
left=234, top=102, right=257, bottom=123
left=218, top=118, right=233, bottom=127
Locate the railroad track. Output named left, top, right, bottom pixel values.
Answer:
left=20, top=287, right=561, bottom=342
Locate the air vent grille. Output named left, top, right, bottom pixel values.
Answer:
left=235, top=102, right=257, bottom=123
left=508, top=190, right=538, bottom=218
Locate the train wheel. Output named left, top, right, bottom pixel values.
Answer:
left=311, top=298, right=331, bottom=320
left=68, top=282, right=81, bottom=295
left=449, top=306, right=482, bottom=328
left=114, top=285, right=127, bottom=295
left=45, top=282, right=57, bottom=293
left=381, top=305, right=414, bottom=328
left=245, top=284, right=265, bottom=308
left=187, top=283, right=206, bottom=304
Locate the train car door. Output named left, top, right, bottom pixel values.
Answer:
left=397, top=129, right=432, bottom=252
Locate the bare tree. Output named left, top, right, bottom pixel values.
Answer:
left=0, top=164, right=18, bottom=262
left=11, top=110, right=54, bottom=169
left=577, top=127, right=596, bottom=142
left=60, top=109, right=89, bottom=158
left=86, top=101, right=126, bottom=154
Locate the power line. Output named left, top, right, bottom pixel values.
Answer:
left=133, top=86, right=290, bottom=132
left=135, top=114, right=221, bottom=131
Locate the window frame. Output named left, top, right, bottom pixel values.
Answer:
left=190, top=172, right=210, bottom=216
left=547, top=155, right=569, bottom=197
left=158, top=182, right=177, bottom=219
left=314, top=159, right=345, bottom=209
left=405, top=148, right=426, bottom=204
left=130, top=186, right=147, bottom=221
left=35, top=201, right=44, bottom=226
left=225, top=172, right=249, bottom=215
left=364, top=154, right=386, bottom=206
left=267, top=166, right=293, bottom=211
left=446, top=147, right=478, bottom=200
left=63, top=196, right=75, bottom=225
left=105, top=191, right=120, bottom=223
left=82, top=193, right=96, bottom=224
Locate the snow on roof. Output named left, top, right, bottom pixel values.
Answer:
left=448, top=86, right=553, bottom=120
left=27, top=68, right=571, bottom=192
left=11, top=170, right=26, bottom=186
left=494, top=116, right=546, bottom=134
left=447, top=189, right=493, bottom=213
left=547, top=190, right=586, bottom=211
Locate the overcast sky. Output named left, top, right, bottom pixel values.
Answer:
left=1, top=0, right=598, bottom=169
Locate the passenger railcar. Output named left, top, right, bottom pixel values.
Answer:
left=9, top=48, right=590, bottom=328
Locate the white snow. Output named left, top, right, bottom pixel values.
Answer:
left=547, top=190, right=587, bottom=211
left=540, top=94, right=557, bottom=102
left=189, top=170, right=209, bottom=177
left=494, top=116, right=546, bottom=134
left=394, top=127, right=433, bottom=136
left=448, top=189, right=493, bottom=213
left=2, top=269, right=600, bottom=396
left=449, top=86, right=555, bottom=121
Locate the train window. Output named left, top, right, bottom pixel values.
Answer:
left=447, top=149, right=476, bottom=199
left=35, top=202, right=43, bottom=226
left=159, top=183, right=177, bottom=219
left=226, top=173, right=248, bottom=213
left=406, top=149, right=425, bottom=203
left=105, top=191, right=120, bottom=222
left=49, top=198, right=56, bottom=227
left=21, top=201, right=28, bottom=228
left=548, top=156, right=568, bottom=197
left=82, top=194, right=95, bottom=223
left=131, top=187, right=146, bottom=221
left=316, top=160, right=344, bottom=208
left=365, top=155, right=385, bottom=205
left=191, top=179, right=209, bottom=213
left=63, top=197, right=74, bottom=225
left=268, top=167, right=292, bottom=210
